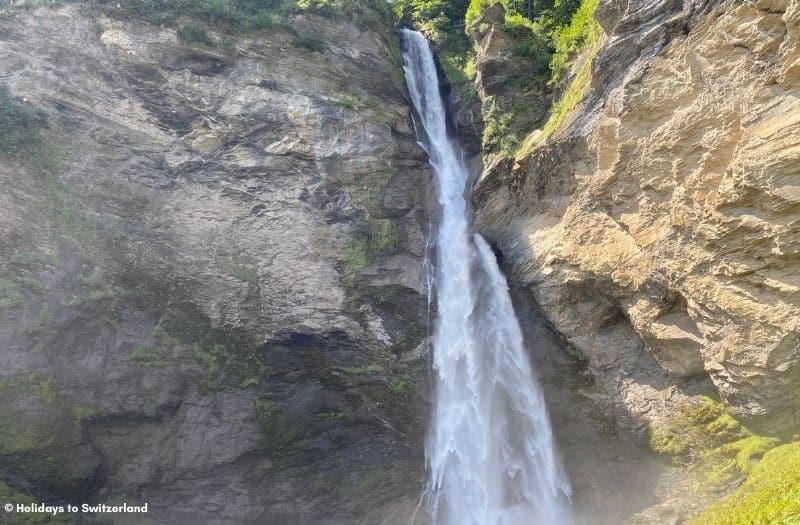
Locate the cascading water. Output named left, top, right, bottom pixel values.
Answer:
left=400, top=29, right=573, bottom=525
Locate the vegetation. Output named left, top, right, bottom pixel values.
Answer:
left=341, top=364, right=384, bottom=375
left=0, top=86, right=47, bottom=157
left=292, top=31, right=326, bottom=52
left=650, top=396, right=784, bottom=489
left=688, top=441, right=800, bottom=525
left=402, top=0, right=602, bottom=156
left=0, top=278, right=24, bottom=310
left=343, top=217, right=400, bottom=272
left=254, top=398, right=300, bottom=449
left=0, top=481, right=75, bottom=524
left=396, top=0, right=478, bottom=102
left=0, top=85, right=58, bottom=171
left=537, top=35, right=598, bottom=142
left=177, top=21, right=216, bottom=47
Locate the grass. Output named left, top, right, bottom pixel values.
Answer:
left=536, top=37, right=599, bottom=143
left=688, top=441, right=800, bottom=525
left=650, top=396, right=784, bottom=490
left=292, top=31, right=326, bottom=52
left=177, top=21, right=216, bottom=47
left=549, top=0, right=601, bottom=84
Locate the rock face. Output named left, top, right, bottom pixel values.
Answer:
left=0, top=4, right=430, bottom=523
left=474, top=0, right=800, bottom=439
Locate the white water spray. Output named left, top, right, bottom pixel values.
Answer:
left=401, top=29, right=572, bottom=525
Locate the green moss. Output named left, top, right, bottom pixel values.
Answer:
left=650, top=396, right=751, bottom=457
left=317, top=410, right=347, bottom=420
left=37, top=174, right=100, bottom=259
left=0, top=374, right=99, bottom=428
left=344, top=218, right=400, bottom=272
left=650, top=395, right=788, bottom=496
left=191, top=334, right=269, bottom=391
left=177, top=21, right=216, bottom=47
left=388, top=377, right=411, bottom=397
left=17, top=277, right=46, bottom=292
left=131, top=344, right=170, bottom=368
left=0, top=85, right=47, bottom=157
left=0, top=278, right=24, bottom=309
left=689, top=441, right=800, bottom=525
left=0, top=481, right=75, bottom=524
left=254, top=398, right=300, bottom=449
left=292, top=31, right=325, bottom=52
left=705, top=435, right=781, bottom=485
left=156, top=306, right=269, bottom=392
left=341, top=364, right=383, bottom=376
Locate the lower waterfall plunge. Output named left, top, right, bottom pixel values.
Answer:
left=401, top=29, right=573, bottom=525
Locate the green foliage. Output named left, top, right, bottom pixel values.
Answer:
left=388, top=377, right=411, bottom=397
left=344, top=217, right=400, bottom=272
left=0, top=278, right=24, bottom=309
left=549, top=0, right=600, bottom=83
left=537, top=36, right=597, bottom=141
left=0, top=85, right=47, bottom=157
left=689, top=441, right=800, bottom=525
left=341, top=364, right=384, bottom=375
left=464, top=0, right=491, bottom=28
left=254, top=398, right=300, bottom=449
left=177, top=21, right=216, bottom=47
left=503, top=13, right=551, bottom=84
left=481, top=98, right=515, bottom=153
left=0, top=85, right=57, bottom=171
left=0, top=481, right=75, bottom=524
left=438, top=47, right=479, bottom=104
left=292, top=31, right=326, bottom=52
left=131, top=344, right=171, bottom=368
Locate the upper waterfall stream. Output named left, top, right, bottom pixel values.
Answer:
left=400, top=29, right=573, bottom=525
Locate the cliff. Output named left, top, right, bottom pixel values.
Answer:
left=474, top=0, right=800, bottom=439
left=0, top=3, right=429, bottom=523
left=470, top=0, right=800, bottom=521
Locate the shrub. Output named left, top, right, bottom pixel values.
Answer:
left=0, top=85, right=47, bottom=158
left=549, top=0, right=600, bottom=84
left=292, top=31, right=326, bottom=52
left=177, top=21, right=216, bottom=47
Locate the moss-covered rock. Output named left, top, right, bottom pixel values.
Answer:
left=689, top=441, right=800, bottom=525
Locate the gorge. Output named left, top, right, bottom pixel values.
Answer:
left=0, top=0, right=798, bottom=524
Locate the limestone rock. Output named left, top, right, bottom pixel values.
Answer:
left=474, top=0, right=800, bottom=436
left=0, top=4, right=430, bottom=523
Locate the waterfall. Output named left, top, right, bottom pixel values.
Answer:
left=400, top=29, right=573, bottom=525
